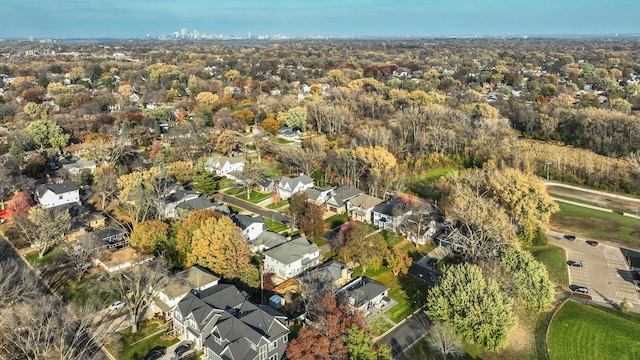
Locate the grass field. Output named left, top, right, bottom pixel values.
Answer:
left=526, top=244, right=569, bottom=289
left=238, top=191, right=271, bottom=203
left=550, top=202, right=640, bottom=246
left=324, top=214, right=348, bottom=229
left=25, top=246, right=65, bottom=267
left=547, top=300, right=640, bottom=360
left=407, top=167, right=460, bottom=198
left=224, top=187, right=244, bottom=196
left=264, top=218, right=288, bottom=233
left=266, top=200, right=288, bottom=209
left=105, top=320, right=179, bottom=360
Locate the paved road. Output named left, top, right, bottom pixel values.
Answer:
left=220, top=193, right=288, bottom=223
left=547, top=230, right=640, bottom=310
left=376, top=308, right=431, bottom=358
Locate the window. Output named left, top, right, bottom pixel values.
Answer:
left=174, top=312, right=182, bottom=320
left=269, top=355, right=278, bottom=360
left=282, top=334, right=288, bottom=343
left=269, top=341, right=277, bottom=350
left=259, top=345, right=267, bottom=360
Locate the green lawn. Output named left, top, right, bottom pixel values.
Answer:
left=55, top=271, right=117, bottom=312
left=264, top=218, right=288, bottom=233
left=105, top=320, right=179, bottom=360
left=224, top=187, right=244, bottom=196
left=547, top=301, right=640, bottom=360
left=311, top=235, right=328, bottom=247
left=237, top=191, right=271, bottom=204
left=551, top=202, right=640, bottom=246
left=381, top=230, right=404, bottom=247
left=324, top=214, right=348, bottom=229
left=404, top=337, right=478, bottom=360
left=526, top=244, right=569, bottom=289
left=407, top=167, right=461, bottom=198
left=273, top=138, right=294, bottom=144
left=367, top=269, right=430, bottom=324
left=368, top=316, right=393, bottom=337
left=25, top=246, right=66, bottom=267
left=266, top=200, right=288, bottom=209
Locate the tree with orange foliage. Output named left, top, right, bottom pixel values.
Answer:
left=6, top=191, right=33, bottom=220
left=261, top=117, right=279, bottom=135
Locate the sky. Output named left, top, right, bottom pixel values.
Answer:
left=3, top=0, right=640, bottom=39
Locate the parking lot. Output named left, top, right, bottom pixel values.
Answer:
left=548, top=230, right=640, bottom=309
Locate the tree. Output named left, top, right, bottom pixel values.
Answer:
left=215, top=130, right=244, bottom=156
left=192, top=168, right=224, bottom=197
left=426, top=263, right=515, bottom=351
left=25, top=119, right=70, bottom=152
left=107, top=259, right=169, bottom=333
left=425, top=323, right=464, bottom=360
left=196, top=91, right=218, bottom=106
left=93, top=164, right=118, bottom=210
left=298, top=269, right=335, bottom=320
left=261, top=117, right=280, bottom=135
left=353, top=146, right=397, bottom=196
left=13, top=205, right=71, bottom=258
left=5, top=191, right=33, bottom=220
left=287, top=192, right=309, bottom=229
left=385, top=247, right=412, bottom=276
left=284, top=106, right=308, bottom=131
left=236, top=162, right=264, bottom=199
left=299, top=203, right=325, bottom=238
left=499, top=248, right=554, bottom=310
left=346, top=325, right=377, bottom=360
left=176, top=210, right=223, bottom=267
left=186, top=215, right=255, bottom=280
left=64, top=233, right=102, bottom=280
left=339, top=222, right=386, bottom=275
left=130, top=220, right=169, bottom=254
left=0, top=257, right=44, bottom=308
left=167, top=160, right=195, bottom=184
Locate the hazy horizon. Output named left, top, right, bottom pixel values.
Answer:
left=4, top=0, right=640, bottom=39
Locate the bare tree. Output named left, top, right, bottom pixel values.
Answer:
left=0, top=257, right=44, bottom=308
left=298, top=269, right=336, bottom=320
left=235, top=161, right=265, bottom=199
left=13, top=205, right=71, bottom=258
left=106, top=259, right=169, bottom=333
left=425, top=323, right=464, bottom=360
left=63, top=233, right=103, bottom=280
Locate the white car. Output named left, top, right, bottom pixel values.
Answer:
left=109, top=300, right=125, bottom=311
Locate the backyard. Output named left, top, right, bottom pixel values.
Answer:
left=547, top=300, right=640, bottom=360
left=105, top=319, right=179, bottom=360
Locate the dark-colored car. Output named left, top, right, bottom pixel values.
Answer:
left=569, top=285, right=588, bottom=294
left=567, top=260, right=583, bottom=267
left=145, top=347, right=166, bottom=360
left=586, top=240, right=599, bottom=247
left=426, top=258, right=438, bottom=267
left=174, top=343, right=191, bottom=357
left=564, top=235, right=576, bottom=241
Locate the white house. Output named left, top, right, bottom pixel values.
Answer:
left=263, top=236, right=321, bottom=283
left=248, top=231, right=287, bottom=253
left=61, top=160, right=97, bottom=175
left=277, top=174, right=314, bottom=199
left=371, top=197, right=411, bottom=231
left=35, top=181, right=80, bottom=208
left=204, top=155, right=244, bottom=180
left=152, top=266, right=220, bottom=317
left=232, top=214, right=267, bottom=241
left=162, top=189, right=201, bottom=218
left=304, top=186, right=334, bottom=206
left=346, top=193, right=383, bottom=223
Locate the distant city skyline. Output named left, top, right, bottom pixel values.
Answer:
left=3, top=0, right=640, bottom=39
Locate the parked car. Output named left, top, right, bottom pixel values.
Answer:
left=426, top=258, right=438, bottom=267
left=564, top=235, right=576, bottom=241
left=145, top=347, right=166, bottom=360
left=109, top=300, right=125, bottom=311
left=569, top=285, right=588, bottom=294
left=567, top=260, right=583, bottom=267
left=174, top=342, right=192, bottom=357
left=586, top=240, right=599, bottom=247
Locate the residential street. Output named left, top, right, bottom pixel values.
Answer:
left=220, top=193, right=288, bottom=223
left=376, top=308, right=431, bottom=359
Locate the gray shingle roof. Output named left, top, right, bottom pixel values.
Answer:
left=318, top=260, right=352, bottom=283
left=372, top=197, right=410, bottom=217
left=328, top=185, right=363, bottom=207
left=163, top=266, right=219, bottom=300
left=175, top=196, right=219, bottom=212
left=35, top=181, right=79, bottom=197
left=232, top=214, right=265, bottom=230
left=348, top=193, right=383, bottom=209
left=337, top=277, right=389, bottom=308
left=279, top=175, right=314, bottom=190
left=249, top=231, right=287, bottom=250
left=264, top=236, right=320, bottom=265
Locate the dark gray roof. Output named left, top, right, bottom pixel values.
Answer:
left=249, top=231, right=287, bottom=251
left=232, top=214, right=265, bottom=230
left=94, top=226, right=126, bottom=240
left=264, top=236, right=320, bottom=265
left=165, top=189, right=198, bottom=203
left=372, top=197, right=410, bottom=217
left=328, top=185, right=363, bottom=207
left=318, top=260, right=352, bottom=283
left=337, top=277, right=389, bottom=307
left=35, top=181, right=79, bottom=197
left=176, top=196, right=220, bottom=212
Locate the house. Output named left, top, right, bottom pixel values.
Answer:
left=232, top=214, right=267, bottom=241
left=204, top=155, right=244, bottom=180
left=326, top=185, right=363, bottom=213
left=95, top=226, right=129, bottom=249
left=372, top=197, right=411, bottom=231
left=175, top=198, right=230, bottom=218
left=277, top=127, right=301, bottom=140
left=161, top=189, right=201, bottom=218
left=35, top=181, right=80, bottom=209
left=61, top=160, right=97, bottom=175
left=346, top=193, right=384, bottom=223
left=152, top=266, right=220, bottom=317
left=317, top=260, right=353, bottom=288
left=248, top=231, right=287, bottom=253
left=335, top=277, right=390, bottom=313
left=172, top=284, right=290, bottom=359
left=259, top=177, right=279, bottom=193
left=263, top=236, right=321, bottom=283
left=86, top=213, right=106, bottom=229
left=277, top=174, right=314, bottom=199
left=304, top=186, right=334, bottom=206
left=95, top=247, right=153, bottom=273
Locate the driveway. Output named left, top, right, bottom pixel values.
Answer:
left=376, top=308, right=431, bottom=359
left=547, top=230, right=640, bottom=309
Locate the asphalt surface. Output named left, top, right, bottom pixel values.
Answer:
left=548, top=230, right=640, bottom=310
left=220, top=193, right=289, bottom=223
left=376, top=308, right=431, bottom=358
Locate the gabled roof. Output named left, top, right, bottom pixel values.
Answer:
left=164, top=189, right=199, bottom=203
left=318, top=260, right=352, bottom=283
left=328, top=185, right=363, bottom=207
left=232, top=214, right=266, bottom=230
left=35, top=181, right=79, bottom=197
left=249, top=231, right=287, bottom=250
left=279, top=175, right=314, bottom=190
left=337, top=277, right=389, bottom=308
left=94, top=226, right=126, bottom=240
left=372, top=197, right=410, bottom=217
left=264, top=236, right=320, bottom=265
left=348, top=193, right=383, bottom=210
left=163, top=266, right=219, bottom=300
left=176, top=197, right=223, bottom=212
